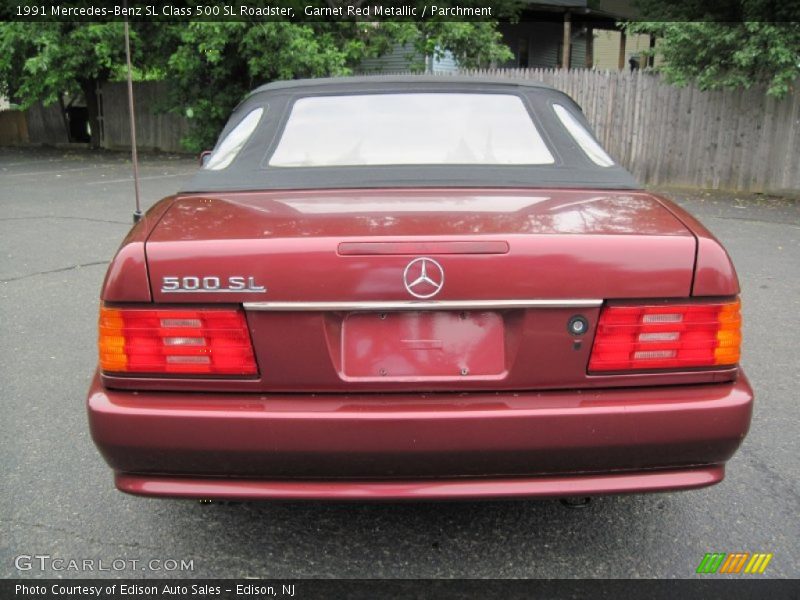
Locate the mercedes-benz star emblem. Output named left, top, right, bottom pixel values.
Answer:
left=403, top=257, right=445, bottom=299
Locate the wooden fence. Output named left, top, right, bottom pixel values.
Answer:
left=457, top=68, right=800, bottom=193
left=2, top=69, right=798, bottom=193
left=0, top=81, right=187, bottom=151
left=99, top=81, right=190, bottom=153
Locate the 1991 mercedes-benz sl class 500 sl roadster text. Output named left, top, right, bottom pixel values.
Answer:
left=88, top=76, right=752, bottom=500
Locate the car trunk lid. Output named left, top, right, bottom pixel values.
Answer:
left=141, top=189, right=698, bottom=392
left=146, top=188, right=695, bottom=303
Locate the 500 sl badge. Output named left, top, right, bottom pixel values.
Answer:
left=161, top=276, right=266, bottom=293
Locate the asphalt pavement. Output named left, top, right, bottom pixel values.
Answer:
left=1, top=146, right=797, bottom=579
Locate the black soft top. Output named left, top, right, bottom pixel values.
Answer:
left=182, top=76, right=640, bottom=193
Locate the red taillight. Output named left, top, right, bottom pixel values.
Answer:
left=99, top=306, right=257, bottom=375
left=589, top=299, right=741, bottom=372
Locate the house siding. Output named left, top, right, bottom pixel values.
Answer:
left=358, top=43, right=421, bottom=73
left=358, top=44, right=458, bottom=74
left=431, top=50, right=459, bottom=74
left=593, top=30, right=661, bottom=70
left=500, top=22, right=588, bottom=69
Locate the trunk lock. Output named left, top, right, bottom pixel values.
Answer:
left=568, top=315, right=589, bottom=336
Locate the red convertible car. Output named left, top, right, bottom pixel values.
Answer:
left=88, top=77, right=752, bottom=500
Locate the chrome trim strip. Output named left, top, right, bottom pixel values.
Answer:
left=161, top=289, right=265, bottom=293
left=243, top=299, right=603, bottom=311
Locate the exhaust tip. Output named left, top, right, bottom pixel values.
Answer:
left=559, top=496, right=592, bottom=508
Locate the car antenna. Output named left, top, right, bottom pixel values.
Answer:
left=123, top=6, right=143, bottom=223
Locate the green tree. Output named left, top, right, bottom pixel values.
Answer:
left=0, top=22, right=159, bottom=147
left=1, top=18, right=513, bottom=151
left=165, top=20, right=513, bottom=151
left=624, top=2, right=800, bottom=97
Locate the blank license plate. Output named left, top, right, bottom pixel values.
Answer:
left=342, top=311, right=505, bottom=379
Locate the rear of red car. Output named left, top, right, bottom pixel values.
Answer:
left=87, top=78, right=752, bottom=500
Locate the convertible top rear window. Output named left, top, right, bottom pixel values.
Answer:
left=205, top=107, right=264, bottom=170
left=268, top=93, right=555, bottom=167
left=553, top=103, right=615, bottom=167
left=181, top=76, right=641, bottom=192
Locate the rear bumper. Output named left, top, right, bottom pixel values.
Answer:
left=116, top=466, right=724, bottom=501
left=87, top=372, right=753, bottom=500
